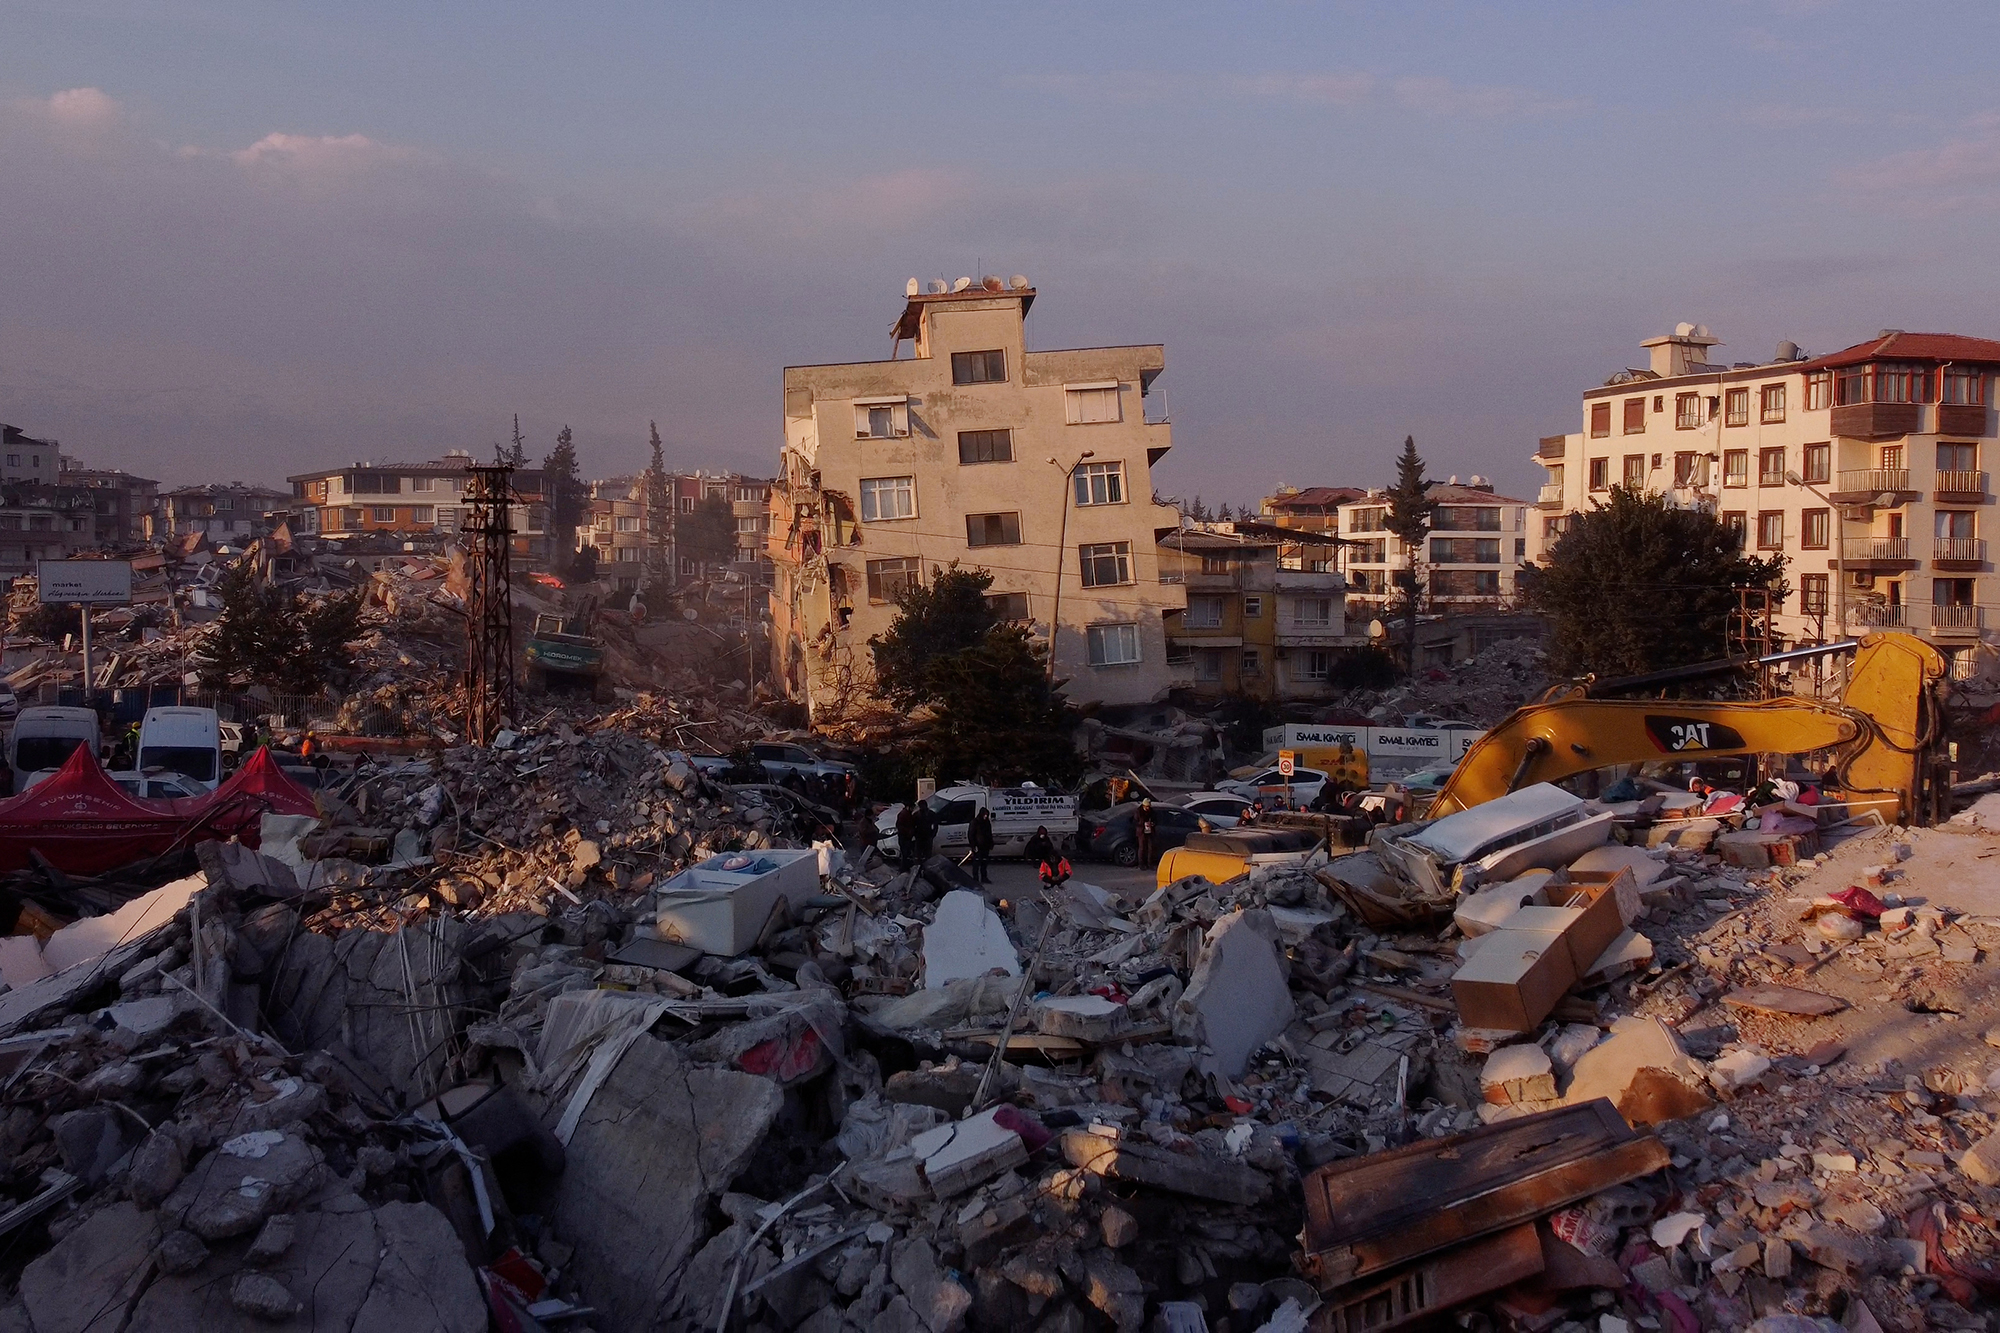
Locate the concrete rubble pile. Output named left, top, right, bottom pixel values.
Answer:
left=1337, top=636, right=1551, bottom=729
left=0, top=720, right=1992, bottom=1331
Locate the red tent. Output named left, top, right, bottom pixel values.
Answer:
left=0, top=746, right=318, bottom=875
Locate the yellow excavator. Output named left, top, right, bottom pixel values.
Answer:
left=1427, top=631, right=1951, bottom=825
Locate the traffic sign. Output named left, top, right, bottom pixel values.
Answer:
left=1277, top=750, right=1296, bottom=777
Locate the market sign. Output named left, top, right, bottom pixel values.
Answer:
left=37, top=560, right=133, bottom=606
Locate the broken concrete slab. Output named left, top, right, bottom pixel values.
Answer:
left=1034, top=994, right=1131, bottom=1041
left=1561, top=1017, right=1711, bottom=1127
left=19, top=1200, right=157, bottom=1333
left=1174, top=909, right=1294, bottom=1077
left=1723, top=985, right=1847, bottom=1018
left=552, top=1032, right=782, bottom=1333
left=922, top=891, right=1020, bottom=989
left=1481, top=1043, right=1558, bottom=1107
left=910, top=1108, right=1028, bottom=1198
left=1454, top=879, right=1546, bottom=937
left=163, top=1130, right=325, bottom=1240
left=890, top=1236, right=973, bottom=1333
left=1059, top=1127, right=1271, bottom=1206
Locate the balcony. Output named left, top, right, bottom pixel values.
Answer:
left=1837, top=537, right=1917, bottom=571
left=1934, top=537, right=1987, bottom=570
left=1536, top=483, right=1564, bottom=508
left=1829, top=469, right=1912, bottom=504
left=1276, top=624, right=1350, bottom=649
left=1831, top=402, right=1920, bottom=440
left=1931, top=604, right=1984, bottom=636
left=1849, top=602, right=1908, bottom=629
left=1935, top=470, right=1988, bottom=503
left=1273, top=568, right=1343, bottom=591
left=1535, top=435, right=1567, bottom=460
left=1937, top=404, right=1993, bottom=437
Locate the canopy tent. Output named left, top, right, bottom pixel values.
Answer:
left=0, top=746, right=316, bottom=875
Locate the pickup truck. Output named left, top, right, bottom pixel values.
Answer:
left=748, top=742, right=856, bottom=784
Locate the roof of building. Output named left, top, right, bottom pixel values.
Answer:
left=893, top=280, right=1036, bottom=339
left=286, top=455, right=488, bottom=483
left=1160, top=529, right=1282, bottom=552
left=164, top=483, right=291, bottom=498
left=1428, top=482, right=1536, bottom=506
left=1263, top=486, right=1367, bottom=510
left=1797, top=331, right=2000, bottom=372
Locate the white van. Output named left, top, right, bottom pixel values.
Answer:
left=137, top=706, right=223, bottom=791
left=876, top=783, right=1079, bottom=859
left=8, top=706, right=102, bottom=795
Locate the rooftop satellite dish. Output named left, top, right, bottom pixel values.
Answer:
left=929, top=280, right=946, bottom=294
left=953, top=277, right=972, bottom=292
left=1011, top=274, right=1029, bottom=290
left=1674, top=322, right=1695, bottom=337
left=982, top=276, right=1003, bottom=292
left=905, top=278, right=919, bottom=297
left=1695, top=324, right=1712, bottom=338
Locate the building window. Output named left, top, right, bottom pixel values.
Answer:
left=1242, top=595, right=1263, bottom=618
left=1757, top=511, right=1784, bottom=549
left=1192, top=649, right=1223, bottom=681
left=1200, top=553, right=1232, bottom=574
left=614, top=546, right=639, bottom=563
left=1292, top=597, right=1333, bottom=627
left=1881, top=444, right=1905, bottom=470
left=1722, top=450, right=1748, bottom=487
left=1758, top=447, right=1786, bottom=486
left=951, top=350, right=1007, bottom=385
left=1937, top=509, right=1975, bottom=540
left=853, top=399, right=911, bottom=438
left=1760, top=383, right=1787, bottom=423
left=614, top=514, right=641, bottom=533
left=1348, top=506, right=1387, bottom=532
left=680, top=496, right=696, bottom=513
left=1943, top=368, right=1988, bottom=406
left=735, top=516, right=762, bottom=533
left=1079, top=542, right=1133, bottom=587
left=1652, top=395, right=1664, bottom=412
left=1801, top=508, right=1829, bottom=549
left=1432, top=569, right=1501, bottom=597
left=1241, top=648, right=1262, bottom=678
left=1073, top=461, right=1126, bottom=506
left=372, top=507, right=397, bottom=523
left=3, top=456, right=16, bottom=468
left=1673, top=452, right=1699, bottom=487
left=1353, top=538, right=1387, bottom=563
left=1675, top=392, right=1702, bottom=429
left=1433, top=506, right=1501, bottom=531
left=1799, top=573, right=1828, bottom=617
left=343, top=508, right=363, bottom=530
left=1588, top=458, right=1609, bottom=491
left=412, top=505, right=436, bottom=524
left=1086, top=623, right=1141, bottom=666
left=859, top=476, right=916, bottom=522
left=1804, top=371, right=1832, bottom=410
left=1834, top=366, right=1867, bottom=406
left=1543, top=516, right=1567, bottom=541
left=1724, top=388, right=1750, bottom=427
left=866, top=556, right=921, bottom=603
left=1802, top=442, right=1830, bottom=485
left=1065, top=383, right=1122, bottom=424
left=679, top=556, right=697, bottom=576
left=1185, top=595, right=1225, bottom=628
left=1301, top=650, right=1333, bottom=682
left=411, top=476, right=436, bottom=493
left=1722, top=511, right=1746, bottom=546
left=1590, top=402, right=1611, bottom=437
left=985, top=592, right=1030, bottom=621
left=1623, top=399, right=1646, bottom=434
left=965, top=512, right=1021, bottom=547
left=1622, top=455, right=1645, bottom=489
left=957, top=429, right=1013, bottom=465
left=1431, top=538, right=1500, bottom=564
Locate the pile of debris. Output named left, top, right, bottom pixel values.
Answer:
left=0, top=708, right=1993, bottom=1332
left=1337, top=636, right=1552, bottom=728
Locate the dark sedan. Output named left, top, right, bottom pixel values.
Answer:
left=1076, top=801, right=1210, bottom=866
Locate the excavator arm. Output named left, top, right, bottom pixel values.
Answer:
left=1427, top=632, right=1948, bottom=823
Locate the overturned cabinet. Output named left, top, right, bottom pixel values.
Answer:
left=653, top=849, right=821, bottom=955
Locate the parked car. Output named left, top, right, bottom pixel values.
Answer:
left=686, top=752, right=735, bottom=779
left=1171, top=792, right=1254, bottom=828
left=1215, top=765, right=1329, bottom=808
left=748, top=742, right=856, bottom=784
left=0, top=683, right=19, bottom=725
left=1398, top=761, right=1459, bottom=796
left=1077, top=801, right=1207, bottom=866
left=22, top=767, right=208, bottom=800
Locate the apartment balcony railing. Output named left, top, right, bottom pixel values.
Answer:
left=1931, top=604, right=1984, bottom=634
left=1831, top=469, right=1912, bottom=501
left=1839, top=537, right=1914, bottom=567
left=1536, top=483, right=1564, bottom=508
left=1935, top=470, right=1988, bottom=502
left=1934, top=538, right=1987, bottom=569
left=1849, top=602, right=1907, bottom=628
left=1535, top=435, right=1567, bottom=460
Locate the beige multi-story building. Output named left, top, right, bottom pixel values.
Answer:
left=1530, top=325, right=2000, bottom=670
left=1158, top=525, right=1353, bottom=701
left=767, top=277, right=1183, bottom=721
left=1337, top=480, right=1534, bottom=618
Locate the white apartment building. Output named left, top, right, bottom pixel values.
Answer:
left=767, top=277, right=1184, bottom=720
left=1338, top=480, right=1534, bottom=618
left=1530, top=325, right=2000, bottom=670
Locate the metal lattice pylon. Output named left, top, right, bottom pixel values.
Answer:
left=464, top=463, right=517, bottom=742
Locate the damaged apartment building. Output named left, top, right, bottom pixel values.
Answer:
left=767, top=277, right=1185, bottom=720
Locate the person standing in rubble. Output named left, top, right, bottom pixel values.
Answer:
left=911, top=800, right=937, bottom=863
left=1136, top=798, right=1157, bottom=868
left=969, top=806, right=994, bottom=884
left=894, top=802, right=916, bottom=869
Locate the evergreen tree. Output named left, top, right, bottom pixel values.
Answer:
left=1522, top=487, right=1790, bottom=678
left=507, top=414, right=528, bottom=467
left=543, top=426, right=583, bottom=566
left=677, top=493, right=738, bottom=577
left=644, top=421, right=670, bottom=574
left=869, top=566, right=998, bottom=708
left=1383, top=435, right=1435, bottom=677
left=198, top=563, right=364, bottom=695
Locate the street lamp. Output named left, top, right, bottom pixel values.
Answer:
left=1045, top=451, right=1095, bottom=680
left=1787, top=470, right=1898, bottom=651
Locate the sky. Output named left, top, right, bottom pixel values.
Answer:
left=5, top=3, right=2000, bottom=502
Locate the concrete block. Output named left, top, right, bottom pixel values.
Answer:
left=922, top=891, right=1020, bottom=989
left=1034, top=995, right=1131, bottom=1041
left=910, top=1108, right=1027, bottom=1198
left=1454, top=881, right=1543, bottom=937
left=1481, top=1043, right=1558, bottom=1106
left=1173, top=909, right=1294, bottom=1078
left=1561, top=1016, right=1711, bottom=1126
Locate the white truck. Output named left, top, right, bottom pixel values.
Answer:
left=875, top=783, right=1079, bottom=860
left=137, top=706, right=223, bottom=791
left=8, top=706, right=102, bottom=795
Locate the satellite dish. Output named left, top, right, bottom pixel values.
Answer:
left=953, top=277, right=972, bottom=292
left=905, top=278, right=919, bottom=297
left=982, top=276, right=1003, bottom=292
left=682, top=607, right=698, bottom=621
left=1674, top=322, right=1695, bottom=337
left=929, top=280, right=946, bottom=294
left=1011, top=274, right=1029, bottom=290
left=1695, top=324, right=1712, bottom=338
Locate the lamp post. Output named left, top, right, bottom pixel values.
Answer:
left=1045, top=450, right=1095, bottom=681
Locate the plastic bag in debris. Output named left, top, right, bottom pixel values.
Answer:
left=835, top=1091, right=949, bottom=1160
left=817, top=911, right=906, bottom=963
left=864, top=974, right=1018, bottom=1032
left=812, top=839, right=845, bottom=879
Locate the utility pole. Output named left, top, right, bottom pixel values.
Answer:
left=463, top=463, right=517, bottom=743
left=1045, top=450, right=1095, bottom=680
